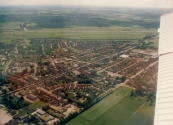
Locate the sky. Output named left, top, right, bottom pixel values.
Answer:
left=0, top=0, right=173, bottom=9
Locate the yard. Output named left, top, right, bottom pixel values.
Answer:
left=29, top=101, right=48, bottom=109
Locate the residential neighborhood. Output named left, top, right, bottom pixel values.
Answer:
left=0, top=39, right=158, bottom=125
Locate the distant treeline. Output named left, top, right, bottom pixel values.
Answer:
left=0, top=7, right=171, bottom=29
left=0, top=13, right=159, bottom=29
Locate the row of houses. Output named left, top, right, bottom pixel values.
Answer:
left=0, top=55, right=6, bottom=66
left=130, top=49, right=158, bottom=58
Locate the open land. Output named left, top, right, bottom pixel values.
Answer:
left=66, top=86, right=154, bottom=125
left=0, top=23, right=158, bottom=41
left=148, top=37, right=159, bottom=50
left=0, top=107, right=13, bottom=125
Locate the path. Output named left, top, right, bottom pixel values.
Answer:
left=14, top=42, right=19, bottom=54
left=4, top=60, right=12, bottom=76
left=42, top=44, right=45, bottom=54
left=48, top=56, right=55, bottom=66
left=122, top=60, right=158, bottom=85
left=77, top=47, right=134, bottom=70
left=24, top=28, right=28, bottom=32
left=130, top=61, right=158, bottom=79
left=97, top=59, right=125, bottom=73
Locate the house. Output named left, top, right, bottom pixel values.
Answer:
left=119, top=54, right=129, bottom=58
left=39, top=115, right=49, bottom=122
left=13, top=113, right=26, bottom=120
left=64, top=104, right=71, bottom=108
left=4, top=120, right=20, bottom=125
left=131, top=49, right=158, bottom=57
left=73, top=64, right=78, bottom=68
left=72, top=70, right=80, bottom=76
left=45, top=86, right=51, bottom=91
left=39, top=88, right=58, bottom=100
left=49, top=115, right=54, bottom=120
left=0, top=55, right=6, bottom=62
left=49, top=105, right=66, bottom=114
left=11, top=67, right=24, bottom=73
left=37, top=109, right=46, bottom=116
left=62, top=48, right=68, bottom=52
left=0, top=90, right=3, bottom=95
left=19, top=114, right=28, bottom=120
left=151, top=53, right=158, bottom=59
left=26, top=94, right=37, bottom=101
left=8, top=110, right=17, bottom=116
left=54, top=60, right=59, bottom=64
left=19, top=90, right=27, bottom=96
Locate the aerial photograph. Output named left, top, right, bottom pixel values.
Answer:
left=0, top=0, right=173, bottom=125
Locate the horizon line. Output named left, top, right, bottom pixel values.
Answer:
left=0, top=5, right=173, bottom=9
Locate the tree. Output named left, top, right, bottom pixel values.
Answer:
left=22, top=68, right=28, bottom=74
left=130, top=91, right=136, bottom=97
left=116, top=76, right=119, bottom=80
left=44, top=61, right=51, bottom=66
left=23, top=115, right=39, bottom=124
left=30, top=65, right=34, bottom=68
left=2, top=95, right=29, bottom=110
left=2, top=89, right=7, bottom=94
left=9, top=87, right=13, bottom=91
left=42, top=105, right=49, bottom=111
left=76, top=92, right=82, bottom=98
left=0, top=76, right=8, bottom=85
left=147, top=91, right=156, bottom=105
left=20, top=96, right=24, bottom=101
left=95, top=64, right=100, bottom=67
left=91, top=70, right=97, bottom=76
left=121, top=75, right=126, bottom=82
left=29, top=68, right=34, bottom=73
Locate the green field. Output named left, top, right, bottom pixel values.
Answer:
left=124, top=102, right=155, bottom=125
left=66, top=86, right=154, bottom=125
left=29, top=101, right=48, bottom=109
left=0, top=22, right=158, bottom=42
left=148, top=37, right=159, bottom=49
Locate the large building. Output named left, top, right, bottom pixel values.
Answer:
left=154, top=12, right=173, bottom=125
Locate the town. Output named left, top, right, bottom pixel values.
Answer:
left=0, top=38, right=158, bottom=125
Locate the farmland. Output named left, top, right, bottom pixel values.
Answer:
left=148, top=37, right=159, bottom=49
left=0, top=22, right=158, bottom=41
left=66, top=86, right=154, bottom=125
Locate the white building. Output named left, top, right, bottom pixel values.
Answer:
left=154, top=12, right=173, bottom=125
left=119, top=54, right=129, bottom=58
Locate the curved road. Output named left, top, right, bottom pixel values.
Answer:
left=4, top=60, right=12, bottom=76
